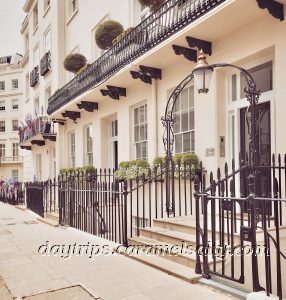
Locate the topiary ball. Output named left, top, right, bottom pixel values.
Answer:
left=64, top=53, right=87, bottom=73
left=95, top=20, right=124, bottom=50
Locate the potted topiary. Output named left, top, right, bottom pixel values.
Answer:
left=138, top=0, right=165, bottom=11
left=63, top=53, right=87, bottom=74
left=95, top=20, right=124, bottom=50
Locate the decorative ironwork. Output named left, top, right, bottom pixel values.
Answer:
left=130, top=70, right=152, bottom=84
left=186, top=36, right=212, bottom=56
left=30, top=66, right=39, bottom=87
left=52, top=119, right=66, bottom=125
left=77, top=101, right=98, bottom=112
left=172, top=45, right=197, bottom=62
left=100, top=85, right=126, bottom=100
left=20, top=146, right=31, bottom=151
left=47, top=0, right=226, bottom=115
left=40, top=51, right=51, bottom=76
left=31, top=140, right=45, bottom=146
left=62, top=111, right=81, bottom=122
left=130, top=65, right=162, bottom=85
left=257, top=0, right=284, bottom=21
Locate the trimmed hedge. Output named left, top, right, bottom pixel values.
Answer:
left=95, top=20, right=124, bottom=50
left=64, top=53, right=87, bottom=73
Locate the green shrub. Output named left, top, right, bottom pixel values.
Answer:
left=82, top=165, right=96, bottom=172
left=95, top=20, right=124, bottom=50
left=76, top=64, right=91, bottom=76
left=138, top=0, right=165, bottom=11
left=173, top=154, right=183, bottom=164
left=59, top=168, right=68, bottom=174
left=119, top=161, right=131, bottom=169
left=181, top=153, right=199, bottom=164
left=64, top=53, right=87, bottom=73
left=130, top=160, right=138, bottom=166
left=136, top=160, right=150, bottom=168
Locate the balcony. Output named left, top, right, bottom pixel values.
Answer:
left=30, top=66, right=39, bottom=87
left=0, top=156, right=23, bottom=166
left=47, top=0, right=226, bottom=115
left=19, top=116, right=56, bottom=150
left=40, top=51, right=51, bottom=76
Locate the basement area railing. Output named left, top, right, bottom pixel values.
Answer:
left=47, top=0, right=226, bottom=115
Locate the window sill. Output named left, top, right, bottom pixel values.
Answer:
left=66, top=9, right=78, bottom=25
left=25, top=98, right=30, bottom=103
left=43, top=6, right=51, bottom=18
left=33, top=25, right=39, bottom=36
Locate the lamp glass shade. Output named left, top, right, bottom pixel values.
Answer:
left=193, top=67, right=213, bottom=94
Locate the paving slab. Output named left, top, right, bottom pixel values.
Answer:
left=0, top=203, right=236, bottom=300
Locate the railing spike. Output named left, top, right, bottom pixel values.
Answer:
left=210, top=171, right=213, bottom=184
left=225, top=162, right=228, bottom=175
left=232, top=158, right=235, bottom=172
left=272, top=153, right=275, bottom=165
left=217, top=168, right=221, bottom=180
left=278, top=153, right=281, bottom=165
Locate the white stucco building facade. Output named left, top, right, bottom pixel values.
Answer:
left=0, top=54, right=24, bottom=181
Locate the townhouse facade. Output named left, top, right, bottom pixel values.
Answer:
left=0, top=54, right=23, bottom=181
left=43, top=0, right=285, bottom=179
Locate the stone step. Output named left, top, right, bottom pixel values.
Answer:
left=140, top=226, right=197, bottom=245
left=153, top=218, right=241, bottom=243
left=128, top=236, right=198, bottom=268
left=37, top=216, right=59, bottom=227
left=117, top=246, right=202, bottom=283
left=45, top=211, right=59, bottom=222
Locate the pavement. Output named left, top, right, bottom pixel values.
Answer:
left=0, top=202, right=236, bottom=300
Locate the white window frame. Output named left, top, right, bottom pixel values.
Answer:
left=133, top=103, right=148, bottom=160
left=11, top=79, right=18, bottom=89
left=0, top=120, right=5, bottom=133
left=68, top=132, right=76, bottom=168
left=0, top=100, right=5, bottom=111
left=0, top=144, right=5, bottom=157
left=33, top=2, right=39, bottom=31
left=33, top=45, right=40, bottom=68
left=43, top=27, right=51, bottom=53
left=12, top=99, right=19, bottom=110
left=173, top=85, right=195, bottom=155
left=84, top=124, right=93, bottom=166
left=12, top=120, right=18, bottom=132
left=44, top=0, right=51, bottom=15
left=0, top=81, right=5, bottom=91
left=12, top=170, right=19, bottom=181
left=12, top=143, right=19, bottom=158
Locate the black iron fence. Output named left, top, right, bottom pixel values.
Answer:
left=0, top=182, right=24, bottom=205
left=47, top=0, right=226, bottom=115
left=194, top=154, right=286, bottom=300
left=25, top=179, right=58, bottom=217
left=58, top=161, right=202, bottom=245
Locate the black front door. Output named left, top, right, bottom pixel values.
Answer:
left=240, top=102, right=271, bottom=197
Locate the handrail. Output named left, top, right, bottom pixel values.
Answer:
left=47, top=0, right=226, bottom=115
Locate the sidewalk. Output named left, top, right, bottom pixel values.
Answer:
left=0, top=203, right=236, bottom=299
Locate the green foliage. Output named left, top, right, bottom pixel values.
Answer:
left=152, top=156, right=166, bottom=167
left=59, top=166, right=95, bottom=174
left=81, top=165, right=96, bottom=172
left=173, top=154, right=183, bottom=164
left=119, top=161, right=131, bottom=169
left=136, top=160, right=150, bottom=168
left=181, top=153, right=198, bottom=164
left=59, top=168, right=68, bottom=174
left=95, top=20, right=124, bottom=50
left=64, top=53, right=87, bottom=73
left=76, top=64, right=91, bottom=76
left=138, top=0, right=165, bottom=11
left=112, top=27, right=134, bottom=45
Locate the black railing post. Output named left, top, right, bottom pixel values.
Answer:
left=194, top=175, right=202, bottom=274
left=248, top=174, right=263, bottom=292
left=123, top=180, right=128, bottom=247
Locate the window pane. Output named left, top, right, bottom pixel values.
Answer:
left=175, top=134, right=182, bottom=154
left=240, top=61, right=272, bottom=98
left=181, top=110, right=188, bottom=132
left=189, top=86, right=194, bottom=107
left=191, top=131, right=195, bottom=152
left=232, top=74, right=237, bottom=101
left=183, top=132, right=191, bottom=153
left=134, top=108, right=139, bottom=125
left=141, top=142, right=147, bottom=159
left=174, top=97, right=180, bottom=112
left=134, top=125, right=140, bottom=142
left=174, top=113, right=180, bottom=133
left=189, top=110, right=194, bottom=130
left=181, top=88, right=188, bottom=110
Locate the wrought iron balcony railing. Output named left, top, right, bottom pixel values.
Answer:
left=47, top=0, right=225, bottom=115
left=30, top=66, right=39, bottom=87
left=40, top=51, right=51, bottom=76
left=19, top=116, right=55, bottom=144
left=0, top=156, right=23, bottom=164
